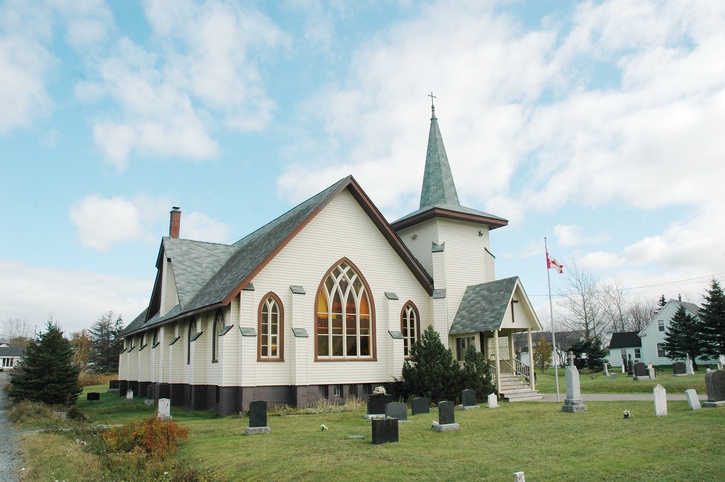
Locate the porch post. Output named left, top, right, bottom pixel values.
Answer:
left=527, top=328, right=535, bottom=390
left=494, top=329, right=501, bottom=394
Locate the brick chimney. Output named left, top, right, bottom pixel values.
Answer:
left=169, top=207, right=181, bottom=238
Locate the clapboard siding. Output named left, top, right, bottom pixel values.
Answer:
left=396, top=219, right=439, bottom=276
left=248, top=189, right=430, bottom=385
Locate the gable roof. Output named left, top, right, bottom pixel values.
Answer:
left=450, top=276, right=540, bottom=334
left=122, top=176, right=433, bottom=338
left=608, top=332, right=641, bottom=349
left=0, top=346, right=25, bottom=356
left=637, top=299, right=700, bottom=337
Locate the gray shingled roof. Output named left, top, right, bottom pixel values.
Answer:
left=608, top=332, right=641, bottom=349
left=419, top=108, right=460, bottom=209
left=0, top=346, right=25, bottom=356
left=393, top=203, right=508, bottom=226
left=449, top=277, right=519, bottom=334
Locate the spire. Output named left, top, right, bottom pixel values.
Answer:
left=419, top=94, right=460, bottom=209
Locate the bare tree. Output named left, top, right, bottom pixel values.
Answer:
left=602, top=277, right=628, bottom=333
left=624, top=297, right=659, bottom=332
left=1, top=317, right=33, bottom=347
left=557, top=263, right=610, bottom=340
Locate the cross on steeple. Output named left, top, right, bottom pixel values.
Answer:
left=428, top=92, right=436, bottom=108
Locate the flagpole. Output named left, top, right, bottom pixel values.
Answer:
left=545, top=237, right=560, bottom=402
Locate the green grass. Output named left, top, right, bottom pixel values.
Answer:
left=15, top=383, right=725, bottom=481
left=535, top=367, right=707, bottom=394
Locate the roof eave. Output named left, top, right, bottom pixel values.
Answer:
left=391, top=207, right=509, bottom=232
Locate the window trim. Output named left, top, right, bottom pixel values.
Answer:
left=314, top=258, right=376, bottom=361
left=187, top=317, right=197, bottom=365
left=400, top=301, right=421, bottom=358
left=258, top=292, right=284, bottom=362
left=658, top=320, right=665, bottom=332
left=212, top=309, right=225, bottom=363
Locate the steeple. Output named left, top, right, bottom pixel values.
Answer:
left=420, top=96, right=460, bottom=209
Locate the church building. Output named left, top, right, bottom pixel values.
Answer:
left=118, top=103, right=543, bottom=415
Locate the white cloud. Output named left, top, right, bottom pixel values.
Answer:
left=0, top=259, right=150, bottom=334
left=183, top=211, right=233, bottom=243
left=554, top=224, right=607, bottom=247
left=82, top=0, right=287, bottom=168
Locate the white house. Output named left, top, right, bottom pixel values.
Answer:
left=0, top=345, right=25, bottom=370
left=117, top=104, right=542, bottom=414
left=606, top=332, right=641, bottom=367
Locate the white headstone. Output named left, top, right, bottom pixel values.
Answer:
left=487, top=393, right=499, bottom=408
left=653, top=384, right=667, bottom=416
left=647, top=362, right=656, bottom=379
left=566, top=362, right=581, bottom=400
left=686, top=356, right=695, bottom=375
left=603, top=363, right=609, bottom=376
left=157, top=398, right=172, bottom=419
left=513, top=471, right=526, bottom=482
left=685, top=389, right=701, bottom=410
left=621, top=364, right=626, bottom=374
left=125, top=389, right=134, bottom=401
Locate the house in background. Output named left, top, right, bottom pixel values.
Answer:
left=117, top=104, right=543, bottom=414
left=0, top=345, right=25, bottom=370
left=606, top=332, right=641, bottom=367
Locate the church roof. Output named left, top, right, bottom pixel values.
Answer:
left=391, top=105, right=508, bottom=231
left=122, top=176, right=433, bottom=337
left=450, top=276, right=521, bottom=334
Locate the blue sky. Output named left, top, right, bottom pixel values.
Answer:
left=2, top=0, right=724, bottom=335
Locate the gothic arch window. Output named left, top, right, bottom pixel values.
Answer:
left=212, top=309, right=225, bottom=363
left=401, top=301, right=420, bottom=358
left=315, top=259, right=375, bottom=360
left=187, top=317, right=197, bottom=365
left=258, top=293, right=283, bottom=361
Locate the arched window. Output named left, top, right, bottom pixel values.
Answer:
left=187, top=317, right=197, bottom=365
left=258, top=293, right=283, bottom=361
left=212, top=309, right=225, bottom=363
left=316, top=260, right=375, bottom=360
left=401, top=302, right=420, bottom=357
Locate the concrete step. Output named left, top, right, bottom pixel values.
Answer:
left=505, top=392, right=543, bottom=402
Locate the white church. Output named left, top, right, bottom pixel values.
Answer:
left=118, top=103, right=543, bottom=414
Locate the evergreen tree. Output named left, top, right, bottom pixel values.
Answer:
left=400, top=326, right=461, bottom=403
left=460, top=344, right=495, bottom=401
left=9, top=321, right=82, bottom=405
left=89, top=311, right=125, bottom=373
left=661, top=304, right=704, bottom=370
left=569, top=337, right=607, bottom=372
left=699, top=279, right=725, bottom=358
left=658, top=294, right=667, bottom=308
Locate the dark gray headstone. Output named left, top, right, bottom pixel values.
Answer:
left=371, top=417, right=398, bottom=445
left=462, top=389, right=476, bottom=407
left=86, top=392, right=100, bottom=401
left=627, top=355, right=633, bottom=376
left=146, top=385, right=154, bottom=399
left=109, top=380, right=120, bottom=390
left=705, top=370, right=725, bottom=402
left=672, top=362, right=686, bottom=375
left=633, top=362, right=647, bottom=377
left=438, top=400, right=455, bottom=425
left=367, top=394, right=393, bottom=415
left=249, top=400, right=267, bottom=428
left=385, top=402, right=408, bottom=421
left=411, top=397, right=430, bottom=415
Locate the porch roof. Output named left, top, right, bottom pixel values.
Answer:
left=450, top=276, right=520, bottom=334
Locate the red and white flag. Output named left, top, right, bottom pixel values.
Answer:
left=546, top=253, right=564, bottom=274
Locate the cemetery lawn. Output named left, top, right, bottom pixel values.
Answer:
left=535, top=367, right=707, bottom=394
left=15, top=384, right=725, bottom=481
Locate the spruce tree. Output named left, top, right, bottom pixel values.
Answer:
left=89, top=311, right=125, bottom=373
left=661, top=304, right=704, bottom=369
left=569, top=337, right=607, bottom=372
left=700, top=279, right=725, bottom=358
left=9, top=321, right=82, bottom=406
left=460, top=344, right=495, bottom=401
left=400, top=326, right=461, bottom=403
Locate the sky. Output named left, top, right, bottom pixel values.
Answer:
left=2, top=0, right=725, bottom=336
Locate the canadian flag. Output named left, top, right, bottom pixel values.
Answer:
left=546, top=253, right=564, bottom=274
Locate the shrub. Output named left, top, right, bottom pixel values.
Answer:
left=400, top=326, right=462, bottom=403
left=7, top=400, right=54, bottom=423
left=79, top=371, right=118, bottom=387
left=103, top=417, right=188, bottom=460
left=460, top=344, right=496, bottom=401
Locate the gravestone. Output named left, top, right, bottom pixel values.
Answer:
left=621, top=364, right=625, bottom=374
left=610, top=373, right=617, bottom=380
left=245, top=400, right=271, bottom=435
left=432, top=400, right=460, bottom=432
left=157, top=398, right=172, bottom=420
left=86, top=392, right=100, bottom=402
left=647, top=362, right=656, bottom=379
left=385, top=402, right=409, bottom=422
left=627, top=355, right=634, bottom=376
left=562, top=352, right=587, bottom=413
left=513, top=472, right=526, bottom=482
left=371, top=417, right=398, bottom=445
left=125, top=389, right=134, bottom=402
left=685, top=389, right=701, bottom=410
left=672, top=361, right=686, bottom=376
left=653, top=384, right=667, bottom=416
left=461, top=389, right=478, bottom=409
left=703, top=370, right=725, bottom=407
left=366, top=394, right=393, bottom=418
left=633, top=362, right=649, bottom=381
left=411, top=397, right=430, bottom=415
left=108, top=380, right=120, bottom=392
left=487, top=393, right=499, bottom=408
left=686, top=357, right=695, bottom=375
left=603, top=363, right=609, bottom=377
